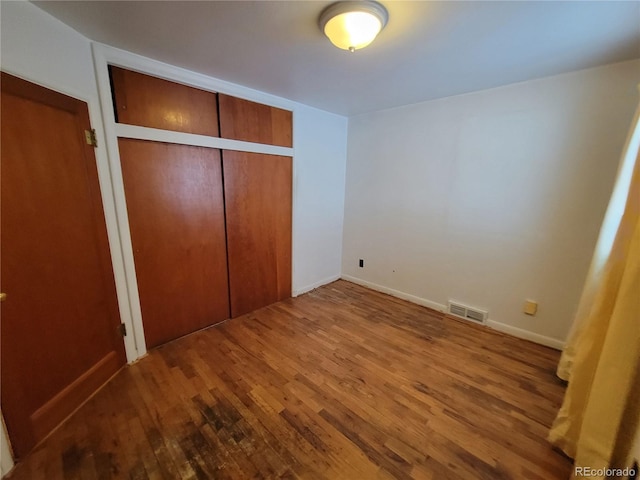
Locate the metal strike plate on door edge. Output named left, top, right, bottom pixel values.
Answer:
left=0, top=293, right=6, bottom=302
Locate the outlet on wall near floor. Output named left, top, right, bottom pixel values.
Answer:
left=359, top=259, right=364, bottom=268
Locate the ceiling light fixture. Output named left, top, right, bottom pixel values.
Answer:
left=319, top=1, right=389, bottom=52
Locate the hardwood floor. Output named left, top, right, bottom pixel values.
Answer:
left=6, top=280, right=572, bottom=479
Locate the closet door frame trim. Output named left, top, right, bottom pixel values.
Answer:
left=93, top=43, right=296, bottom=362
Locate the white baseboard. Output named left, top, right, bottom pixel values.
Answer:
left=340, top=275, right=448, bottom=313
left=341, top=274, right=565, bottom=351
left=485, top=320, right=565, bottom=350
left=293, top=274, right=341, bottom=297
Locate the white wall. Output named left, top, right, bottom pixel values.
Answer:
left=342, top=60, right=640, bottom=347
left=293, top=105, right=348, bottom=294
left=0, top=0, right=96, bottom=99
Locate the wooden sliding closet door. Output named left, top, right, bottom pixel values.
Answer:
left=119, top=139, right=230, bottom=348
left=223, top=151, right=292, bottom=317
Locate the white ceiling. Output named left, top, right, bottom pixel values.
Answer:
left=33, top=1, right=640, bottom=116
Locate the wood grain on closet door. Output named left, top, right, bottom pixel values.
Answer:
left=110, top=66, right=219, bottom=136
left=119, top=139, right=230, bottom=348
left=218, top=94, right=292, bottom=147
left=223, top=151, right=292, bottom=317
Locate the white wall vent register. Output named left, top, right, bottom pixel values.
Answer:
left=448, top=300, right=488, bottom=324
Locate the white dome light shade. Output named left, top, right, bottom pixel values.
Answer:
left=319, top=1, right=389, bottom=52
left=324, top=11, right=381, bottom=51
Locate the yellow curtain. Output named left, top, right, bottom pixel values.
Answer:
left=549, top=100, right=640, bottom=478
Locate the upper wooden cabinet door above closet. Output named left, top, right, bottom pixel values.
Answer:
left=109, top=66, right=219, bottom=136
left=218, top=93, right=292, bottom=147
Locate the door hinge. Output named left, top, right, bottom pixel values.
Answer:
left=118, top=323, right=127, bottom=336
left=84, top=129, right=98, bottom=147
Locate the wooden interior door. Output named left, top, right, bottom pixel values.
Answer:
left=0, top=73, right=127, bottom=458
left=118, top=139, right=230, bottom=348
left=223, top=151, right=292, bottom=317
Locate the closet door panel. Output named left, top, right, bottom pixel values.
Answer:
left=223, top=151, right=292, bottom=317
left=119, top=139, right=230, bottom=348
left=218, top=94, right=292, bottom=147
left=110, top=66, right=219, bottom=136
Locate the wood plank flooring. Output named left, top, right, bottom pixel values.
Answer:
left=6, top=280, right=572, bottom=479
